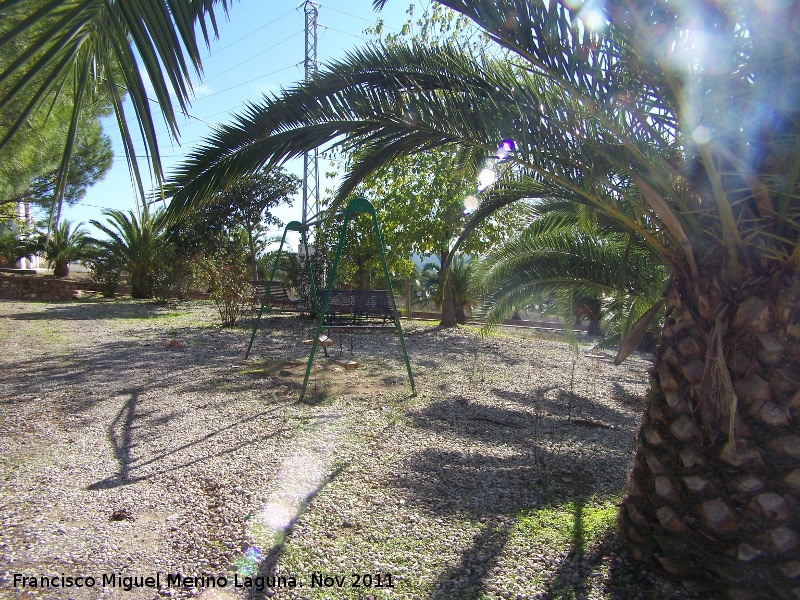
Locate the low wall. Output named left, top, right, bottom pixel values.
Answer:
left=0, top=273, right=99, bottom=301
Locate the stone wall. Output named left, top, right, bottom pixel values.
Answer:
left=0, top=273, right=99, bottom=301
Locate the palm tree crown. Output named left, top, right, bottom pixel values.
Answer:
left=0, top=0, right=231, bottom=230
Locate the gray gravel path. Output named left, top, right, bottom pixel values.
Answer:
left=0, top=300, right=695, bottom=600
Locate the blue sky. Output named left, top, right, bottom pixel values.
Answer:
left=59, top=0, right=420, bottom=241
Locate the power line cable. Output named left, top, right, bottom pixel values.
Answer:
left=107, top=60, right=304, bottom=153
left=204, top=7, right=296, bottom=58
left=320, top=4, right=400, bottom=30
left=193, top=62, right=302, bottom=100
left=319, top=24, right=367, bottom=41
left=202, top=31, right=303, bottom=84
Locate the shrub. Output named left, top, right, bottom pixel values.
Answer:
left=86, top=249, right=124, bottom=297
left=203, top=255, right=252, bottom=327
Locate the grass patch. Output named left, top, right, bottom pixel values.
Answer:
left=515, top=495, right=618, bottom=553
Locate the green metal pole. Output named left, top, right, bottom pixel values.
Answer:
left=369, top=207, right=416, bottom=396
left=299, top=197, right=416, bottom=401
left=299, top=208, right=352, bottom=401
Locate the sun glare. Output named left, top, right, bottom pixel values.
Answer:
left=477, top=168, right=496, bottom=192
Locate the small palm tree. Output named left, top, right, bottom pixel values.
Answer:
left=475, top=211, right=668, bottom=342
left=417, top=255, right=475, bottom=324
left=90, top=206, right=169, bottom=299
left=0, top=221, right=43, bottom=267
left=44, top=220, right=89, bottom=276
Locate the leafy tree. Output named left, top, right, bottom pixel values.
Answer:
left=216, top=168, right=299, bottom=281
left=166, top=1, right=800, bottom=595
left=322, top=5, right=513, bottom=326
left=12, top=125, right=112, bottom=210
left=0, top=0, right=230, bottom=233
left=168, top=167, right=299, bottom=281
left=44, top=220, right=90, bottom=276
left=348, top=147, right=518, bottom=325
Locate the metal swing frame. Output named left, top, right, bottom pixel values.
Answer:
left=244, top=198, right=416, bottom=403
left=244, top=220, right=319, bottom=360
left=300, top=197, right=415, bottom=402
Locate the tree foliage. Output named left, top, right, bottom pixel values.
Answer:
left=0, top=0, right=230, bottom=231
left=0, top=15, right=113, bottom=212
left=90, top=206, right=170, bottom=299
left=43, top=219, right=90, bottom=276
left=167, top=167, right=300, bottom=281
left=474, top=208, right=668, bottom=343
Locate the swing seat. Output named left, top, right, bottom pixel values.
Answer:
left=302, top=335, right=335, bottom=347
left=334, top=359, right=359, bottom=369
left=253, top=281, right=300, bottom=311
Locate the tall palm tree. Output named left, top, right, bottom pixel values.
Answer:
left=0, top=0, right=230, bottom=235
left=165, top=1, right=800, bottom=595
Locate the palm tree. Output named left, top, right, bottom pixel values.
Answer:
left=475, top=210, right=668, bottom=343
left=0, top=219, right=42, bottom=268
left=0, top=0, right=230, bottom=235
left=90, top=205, right=168, bottom=299
left=418, top=254, right=476, bottom=324
left=44, top=219, right=89, bottom=276
left=165, top=1, right=800, bottom=595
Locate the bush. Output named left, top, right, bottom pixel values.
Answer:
left=203, top=255, right=252, bottom=327
left=86, top=250, right=124, bottom=297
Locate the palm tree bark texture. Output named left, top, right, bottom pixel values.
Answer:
left=621, top=273, right=800, bottom=598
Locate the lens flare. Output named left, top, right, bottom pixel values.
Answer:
left=463, top=195, right=479, bottom=214
left=581, top=8, right=606, bottom=31
left=232, top=416, right=345, bottom=577
left=477, top=168, right=496, bottom=192
left=693, top=125, right=711, bottom=144
left=496, top=139, right=515, bottom=160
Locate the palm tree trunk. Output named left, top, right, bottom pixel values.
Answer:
left=620, top=274, right=800, bottom=598
left=439, top=250, right=456, bottom=327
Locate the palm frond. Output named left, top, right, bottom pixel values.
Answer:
left=0, top=0, right=230, bottom=231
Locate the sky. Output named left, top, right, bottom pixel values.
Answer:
left=58, top=0, right=421, bottom=245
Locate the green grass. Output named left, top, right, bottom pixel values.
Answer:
left=515, top=496, right=618, bottom=551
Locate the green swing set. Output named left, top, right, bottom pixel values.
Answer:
left=245, top=197, right=416, bottom=402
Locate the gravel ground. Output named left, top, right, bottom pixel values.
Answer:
left=0, top=300, right=697, bottom=600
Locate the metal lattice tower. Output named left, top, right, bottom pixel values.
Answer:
left=302, top=0, right=320, bottom=227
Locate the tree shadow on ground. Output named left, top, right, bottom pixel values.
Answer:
left=393, top=393, right=695, bottom=600
left=87, top=389, right=289, bottom=490
left=0, top=332, right=246, bottom=414
left=3, top=300, right=188, bottom=321
left=431, top=518, right=511, bottom=599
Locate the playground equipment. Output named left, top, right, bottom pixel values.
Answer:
left=245, top=197, right=416, bottom=402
